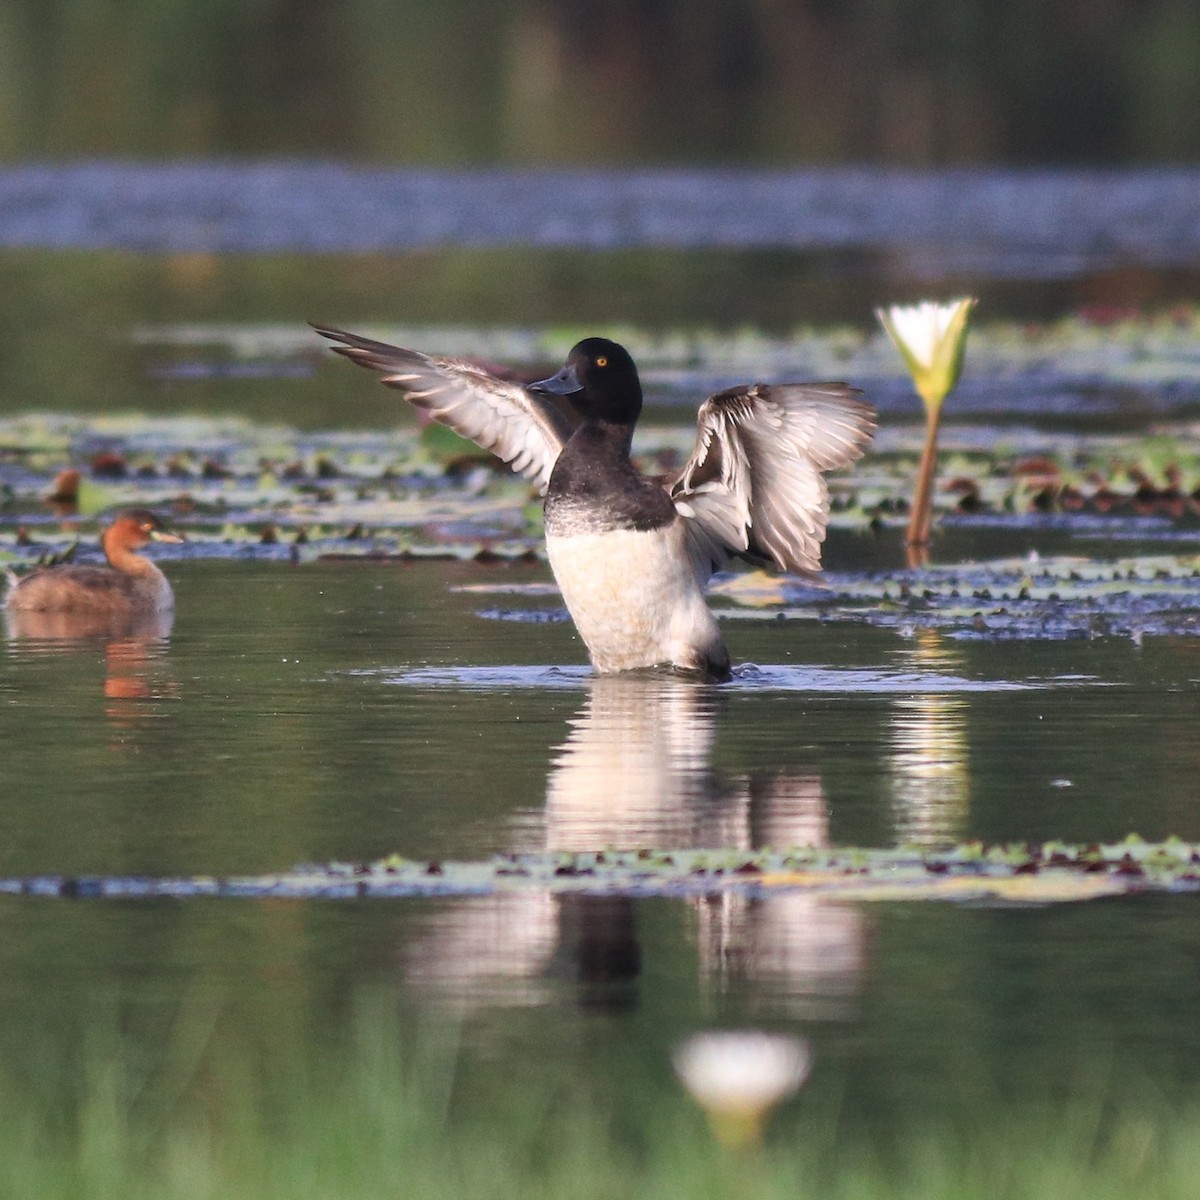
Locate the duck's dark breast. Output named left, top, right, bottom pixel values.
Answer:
left=544, top=479, right=676, bottom=537
left=545, top=433, right=676, bottom=537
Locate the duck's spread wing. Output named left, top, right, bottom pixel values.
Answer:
left=312, top=325, right=574, bottom=493
left=671, top=383, right=875, bottom=577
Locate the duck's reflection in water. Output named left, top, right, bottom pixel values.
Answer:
left=405, top=673, right=866, bottom=1016
left=694, top=775, right=866, bottom=1020
left=887, top=632, right=971, bottom=845
left=5, top=608, right=178, bottom=743
left=543, top=673, right=722, bottom=849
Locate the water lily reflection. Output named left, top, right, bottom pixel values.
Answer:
left=405, top=673, right=866, bottom=1017
left=887, top=631, right=971, bottom=844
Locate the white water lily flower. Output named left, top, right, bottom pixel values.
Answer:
left=877, top=297, right=976, bottom=411
left=876, top=297, right=977, bottom=550
left=673, top=1031, right=811, bottom=1147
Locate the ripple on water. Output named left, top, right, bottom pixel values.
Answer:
left=351, top=663, right=1093, bottom=692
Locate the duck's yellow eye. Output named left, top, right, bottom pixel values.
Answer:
left=595, top=356, right=608, bottom=368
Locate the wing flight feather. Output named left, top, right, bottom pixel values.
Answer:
left=312, top=324, right=574, bottom=493
left=671, top=383, right=875, bottom=578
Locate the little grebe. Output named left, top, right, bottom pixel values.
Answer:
left=5, top=509, right=183, bottom=616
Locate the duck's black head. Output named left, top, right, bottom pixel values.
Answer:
left=528, top=338, right=642, bottom=425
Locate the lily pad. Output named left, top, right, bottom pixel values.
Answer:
left=4, top=838, right=1200, bottom=904
left=716, top=553, right=1200, bottom=641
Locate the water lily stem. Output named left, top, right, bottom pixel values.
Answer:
left=907, top=403, right=941, bottom=547
left=708, top=1107, right=766, bottom=1150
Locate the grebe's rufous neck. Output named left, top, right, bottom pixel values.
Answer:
left=5, top=509, right=184, bottom=617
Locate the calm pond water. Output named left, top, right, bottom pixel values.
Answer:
left=3, top=164, right=1200, bottom=1169
left=6, top=554, right=1199, bottom=878
left=4, top=550, right=1200, bottom=1145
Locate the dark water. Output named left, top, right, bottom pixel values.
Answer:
left=4, top=169, right=1200, bottom=443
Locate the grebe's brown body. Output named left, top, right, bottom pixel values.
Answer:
left=5, top=509, right=183, bottom=618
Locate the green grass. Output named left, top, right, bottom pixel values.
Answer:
left=3, top=1006, right=1200, bottom=1200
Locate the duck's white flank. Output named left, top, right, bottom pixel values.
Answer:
left=546, top=519, right=724, bottom=674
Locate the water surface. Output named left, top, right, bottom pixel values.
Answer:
left=3, top=553, right=1200, bottom=1153
left=3, top=161, right=1200, bottom=1175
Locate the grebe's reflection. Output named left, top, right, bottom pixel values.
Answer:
left=5, top=608, right=178, bottom=741
left=405, top=673, right=866, bottom=1015
left=5, top=606, right=172, bottom=643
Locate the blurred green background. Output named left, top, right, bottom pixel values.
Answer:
left=2, top=0, right=1198, bottom=164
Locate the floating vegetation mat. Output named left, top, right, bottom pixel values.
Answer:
left=6, top=839, right=1200, bottom=905
left=134, top=309, right=1200, bottom=403
left=5, top=406, right=1200, bottom=639
left=711, top=556, right=1200, bottom=641
left=7, top=311, right=1200, bottom=640
left=460, top=551, right=1200, bottom=641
